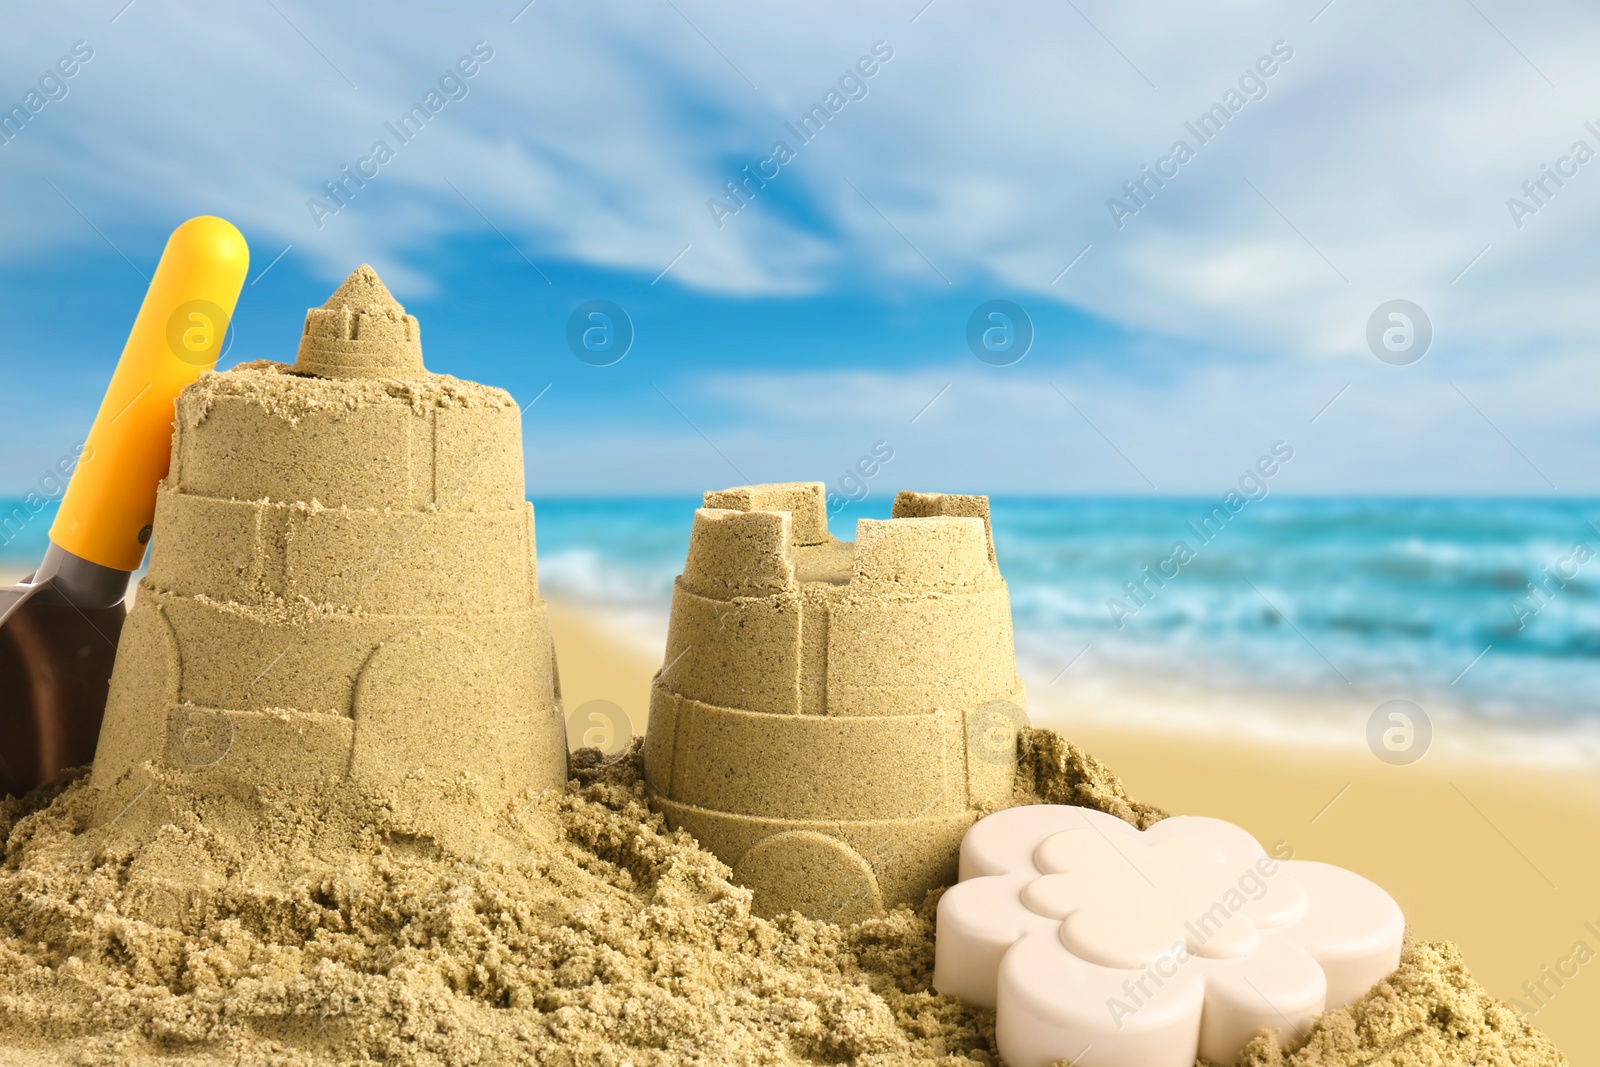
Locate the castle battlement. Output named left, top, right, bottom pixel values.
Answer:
left=678, top=491, right=997, bottom=598
left=679, top=507, right=795, bottom=598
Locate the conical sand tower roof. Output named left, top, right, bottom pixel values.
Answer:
left=294, top=264, right=426, bottom=379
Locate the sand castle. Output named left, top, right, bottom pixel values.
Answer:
left=89, top=266, right=567, bottom=841
left=644, top=482, right=1026, bottom=922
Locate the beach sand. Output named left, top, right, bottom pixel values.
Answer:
left=0, top=573, right=1584, bottom=1059
left=548, top=598, right=1600, bottom=1064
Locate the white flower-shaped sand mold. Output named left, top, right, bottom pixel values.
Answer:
left=933, top=805, right=1404, bottom=1067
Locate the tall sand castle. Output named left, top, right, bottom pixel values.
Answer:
left=90, top=266, right=568, bottom=843
left=644, top=482, right=1026, bottom=922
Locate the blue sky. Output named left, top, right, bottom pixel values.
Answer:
left=2, top=0, right=1598, bottom=496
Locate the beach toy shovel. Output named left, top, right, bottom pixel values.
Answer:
left=0, top=216, right=248, bottom=797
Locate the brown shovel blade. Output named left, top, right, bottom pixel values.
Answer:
left=0, top=598, right=124, bottom=798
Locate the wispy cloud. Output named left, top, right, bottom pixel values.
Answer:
left=3, top=1, right=1598, bottom=345
left=3, top=0, right=1599, bottom=494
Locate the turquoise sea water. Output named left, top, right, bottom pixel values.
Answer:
left=6, top=496, right=1598, bottom=727
left=527, top=496, right=1600, bottom=728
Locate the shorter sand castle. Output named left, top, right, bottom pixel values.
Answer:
left=90, top=266, right=567, bottom=845
left=644, top=482, right=1027, bottom=922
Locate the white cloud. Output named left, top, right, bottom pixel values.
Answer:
left=520, top=342, right=1600, bottom=494
left=2, top=0, right=1598, bottom=476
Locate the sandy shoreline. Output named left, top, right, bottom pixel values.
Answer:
left=3, top=570, right=1590, bottom=1059
left=547, top=597, right=1600, bottom=1063
left=1023, top=657, right=1600, bottom=769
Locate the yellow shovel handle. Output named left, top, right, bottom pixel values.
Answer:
left=49, top=216, right=249, bottom=572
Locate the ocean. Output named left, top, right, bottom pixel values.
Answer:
left=6, top=495, right=1598, bottom=745
left=528, top=496, right=1600, bottom=735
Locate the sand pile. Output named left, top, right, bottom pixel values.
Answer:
left=1237, top=938, right=1567, bottom=1066
left=0, top=731, right=1564, bottom=1066
left=646, top=483, right=1026, bottom=921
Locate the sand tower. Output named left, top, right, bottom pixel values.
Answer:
left=644, top=482, right=1026, bottom=922
left=89, top=266, right=567, bottom=841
